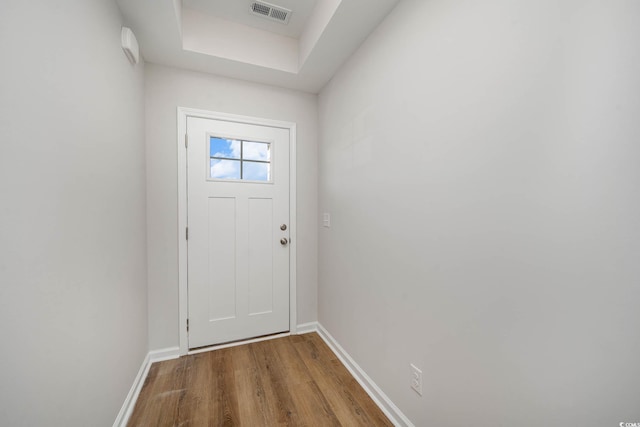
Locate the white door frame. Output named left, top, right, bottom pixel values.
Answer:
left=177, top=107, right=297, bottom=356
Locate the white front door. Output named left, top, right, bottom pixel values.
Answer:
left=186, top=116, right=290, bottom=348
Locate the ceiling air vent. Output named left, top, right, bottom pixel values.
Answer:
left=249, top=1, right=292, bottom=25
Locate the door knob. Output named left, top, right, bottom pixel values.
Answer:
left=280, top=238, right=288, bottom=245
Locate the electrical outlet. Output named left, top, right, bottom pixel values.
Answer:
left=410, top=363, right=423, bottom=396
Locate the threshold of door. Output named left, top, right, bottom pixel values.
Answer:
left=187, top=331, right=290, bottom=356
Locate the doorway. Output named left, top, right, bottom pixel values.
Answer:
left=177, top=108, right=297, bottom=353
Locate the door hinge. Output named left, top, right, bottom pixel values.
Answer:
left=185, top=133, right=188, bottom=148
left=186, top=318, right=189, bottom=332
left=186, top=227, right=189, bottom=240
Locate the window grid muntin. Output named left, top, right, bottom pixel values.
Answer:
left=209, top=137, right=271, bottom=181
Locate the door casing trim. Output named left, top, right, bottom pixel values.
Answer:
left=177, top=107, right=297, bottom=356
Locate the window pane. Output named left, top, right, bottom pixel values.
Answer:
left=210, top=159, right=241, bottom=180
left=210, top=137, right=240, bottom=159
left=243, top=141, right=270, bottom=161
left=243, top=161, right=270, bottom=181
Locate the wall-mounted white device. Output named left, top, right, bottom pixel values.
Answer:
left=121, top=27, right=139, bottom=65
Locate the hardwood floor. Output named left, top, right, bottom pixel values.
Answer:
left=128, top=333, right=393, bottom=427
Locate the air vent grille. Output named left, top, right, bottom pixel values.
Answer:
left=251, top=2, right=270, bottom=16
left=249, top=1, right=292, bottom=24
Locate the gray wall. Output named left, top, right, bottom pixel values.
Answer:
left=318, top=0, right=640, bottom=425
left=145, top=64, right=318, bottom=351
left=0, top=0, right=148, bottom=426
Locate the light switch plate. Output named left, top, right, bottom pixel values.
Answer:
left=410, top=363, right=423, bottom=396
left=323, top=213, right=331, bottom=228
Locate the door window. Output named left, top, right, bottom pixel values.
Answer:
left=209, top=137, right=271, bottom=182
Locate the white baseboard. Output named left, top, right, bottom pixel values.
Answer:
left=316, top=323, right=414, bottom=427
left=149, top=346, right=180, bottom=363
left=296, top=321, right=319, bottom=334
left=113, top=352, right=150, bottom=427
left=113, top=347, right=180, bottom=427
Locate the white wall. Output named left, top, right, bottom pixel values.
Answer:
left=145, top=64, right=318, bottom=350
left=318, top=1, right=640, bottom=426
left=0, top=1, right=147, bottom=426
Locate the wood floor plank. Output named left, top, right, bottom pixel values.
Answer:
left=250, top=339, right=302, bottom=425
left=128, top=333, right=393, bottom=427
left=177, top=352, right=212, bottom=426
left=230, top=344, right=270, bottom=426
left=270, top=338, right=342, bottom=427
left=327, top=358, right=394, bottom=426
left=292, top=335, right=389, bottom=427
left=299, top=334, right=391, bottom=426
left=129, top=358, right=188, bottom=427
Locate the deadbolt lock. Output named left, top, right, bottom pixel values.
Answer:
left=280, top=224, right=287, bottom=231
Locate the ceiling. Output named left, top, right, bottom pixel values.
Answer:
left=183, top=0, right=318, bottom=38
left=116, top=0, right=400, bottom=93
